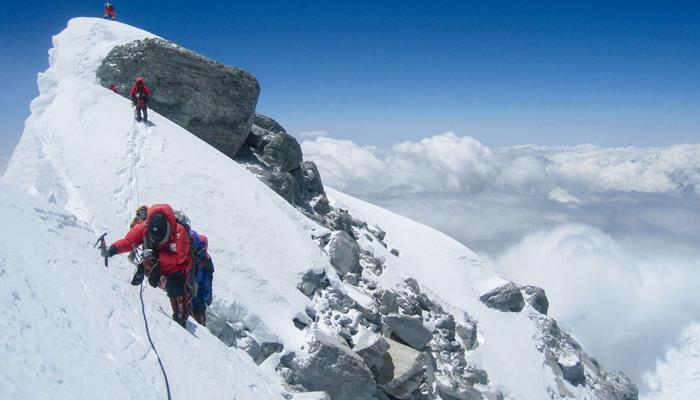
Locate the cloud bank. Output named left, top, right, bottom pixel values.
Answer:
left=301, top=132, right=700, bottom=396
left=301, top=132, right=700, bottom=198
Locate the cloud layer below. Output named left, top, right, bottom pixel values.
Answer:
left=302, top=132, right=700, bottom=398
left=302, top=132, right=700, bottom=198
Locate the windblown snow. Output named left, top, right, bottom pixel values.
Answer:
left=1, top=18, right=635, bottom=399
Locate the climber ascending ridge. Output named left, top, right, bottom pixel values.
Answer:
left=102, top=204, right=192, bottom=327
left=130, top=77, right=151, bottom=123
left=104, top=2, right=116, bottom=20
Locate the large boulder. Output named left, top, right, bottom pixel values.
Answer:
left=383, top=314, right=433, bottom=350
left=521, top=285, right=549, bottom=314
left=97, top=38, right=259, bottom=158
left=283, top=329, right=377, bottom=400
left=557, top=354, right=586, bottom=386
left=479, top=282, right=525, bottom=312
left=376, top=339, right=432, bottom=399
left=354, top=329, right=390, bottom=373
left=327, top=231, right=361, bottom=275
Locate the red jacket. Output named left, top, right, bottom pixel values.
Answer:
left=130, top=83, right=151, bottom=100
left=112, top=204, right=191, bottom=275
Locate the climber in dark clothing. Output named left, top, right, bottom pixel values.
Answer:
left=129, top=77, right=151, bottom=122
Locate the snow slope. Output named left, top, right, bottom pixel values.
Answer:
left=2, top=17, right=632, bottom=399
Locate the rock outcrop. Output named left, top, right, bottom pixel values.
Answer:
left=521, top=285, right=549, bottom=314
left=236, top=114, right=330, bottom=215
left=479, top=282, right=525, bottom=312
left=97, top=38, right=259, bottom=158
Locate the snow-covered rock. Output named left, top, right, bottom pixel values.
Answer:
left=326, top=230, right=361, bottom=275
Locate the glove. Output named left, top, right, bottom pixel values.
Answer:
left=101, top=245, right=116, bottom=258
left=141, top=249, right=157, bottom=267
left=130, top=264, right=145, bottom=286
left=148, top=265, right=161, bottom=288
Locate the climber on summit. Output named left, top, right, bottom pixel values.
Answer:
left=102, top=204, right=193, bottom=327
left=129, top=77, right=151, bottom=123
left=104, top=2, right=116, bottom=20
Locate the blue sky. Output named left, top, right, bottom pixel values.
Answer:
left=1, top=0, right=698, bottom=158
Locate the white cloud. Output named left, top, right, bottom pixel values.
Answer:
left=490, top=224, right=700, bottom=387
left=298, top=130, right=329, bottom=138
left=302, top=133, right=700, bottom=197
left=300, top=137, right=390, bottom=194
left=643, top=323, right=700, bottom=400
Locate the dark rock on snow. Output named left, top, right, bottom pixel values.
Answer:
left=97, top=38, right=259, bottom=158
left=327, top=231, right=361, bottom=276
left=237, top=114, right=330, bottom=215
left=521, top=285, right=549, bottom=314
left=479, top=282, right=525, bottom=313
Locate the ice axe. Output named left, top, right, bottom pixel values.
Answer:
left=93, top=232, right=109, bottom=267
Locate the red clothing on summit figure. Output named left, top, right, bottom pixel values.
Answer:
left=130, top=77, right=151, bottom=122
left=104, top=2, right=116, bottom=20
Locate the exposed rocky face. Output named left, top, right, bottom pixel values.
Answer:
left=97, top=38, right=260, bottom=158
left=236, top=114, right=330, bottom=216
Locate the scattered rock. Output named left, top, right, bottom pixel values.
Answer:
left=368, top=225, right=386, bottom=241
left=376, top=339, right=431, bottom=399
left=325, top=209, right=359, bottom=238
left=479, top=282, right=525, bottom=312
left=558, top=354, right=585, bottom=386
left=354, top=329, right=391, bottom=372
left=390, top=248, right=400, bottom=257
left=283, top=329, right=377, bottom=400
left=456, top=320, right=479, bottom=351
left=297, top=270, right=329, bottom=298
left=378, top=290, right=399, bottom=315
left=384, top=314, right=433, bottom=350
left=327, top=231, right=361, bottom=275
left=98, top=38, right=259, bottom=158
left=404, top=278, right=420, bottom=294
left=521, top=285, right=549, bottom=315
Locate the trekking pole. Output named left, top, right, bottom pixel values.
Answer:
left=93, top=233, right=109, bottom=267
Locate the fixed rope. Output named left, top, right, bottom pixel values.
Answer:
left=128, top=124, right=169, bottom=399
left=140, top=279, right=172, bottom=400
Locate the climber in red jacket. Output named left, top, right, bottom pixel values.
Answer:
left=129, top=77, right=151, bottom=123
left=103, top=204, right=192, bottom=327
left=104, top=2, right=116, bottom=20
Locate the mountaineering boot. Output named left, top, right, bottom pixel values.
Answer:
left=193, top=309, right=206, bottom=326
left=170, top=296, right=189, bottom=328
left=130, top=264, right=145, bottom=286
